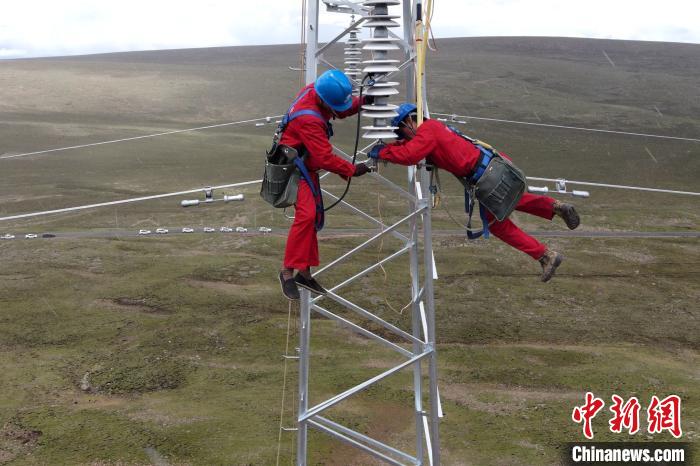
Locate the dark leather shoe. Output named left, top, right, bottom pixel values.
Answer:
left=539, top=250, right=563, bottom=282
left=279, top=272, right=300, bottom=300
left=294, top=274, right=327, bottom=295
left=554, top=201, right=580, bottom=230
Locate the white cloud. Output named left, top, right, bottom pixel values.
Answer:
left=0, top=0, right=698, bottom=59
left=431, top=0, right=700, bottom=43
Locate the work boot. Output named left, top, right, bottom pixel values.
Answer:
left=553, top=200, right=580, bottom=230
left=539, top=250, right=563, bottom=283
left=279, top=271, right=300, bottom=300
left=294, top=273, right=327, bottom=295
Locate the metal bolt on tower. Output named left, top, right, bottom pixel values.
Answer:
left=296, top=1, right=441, bottom=464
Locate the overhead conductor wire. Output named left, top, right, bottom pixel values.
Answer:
left=0, top=180, right=262, bottom=222
left=431, top=112, right=700, bottom=143
left=0, top=115, right=284, bottom=160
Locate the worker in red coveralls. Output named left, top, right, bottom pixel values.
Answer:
left=278, top=70, right=371, bottom=300
left=368, top=103, right=580, bottom=282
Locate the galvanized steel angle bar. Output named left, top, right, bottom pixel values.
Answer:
left=311, top=303, right=413, bottom=357
left=316, top=290, right=423, bottom=346
left=299, top=349, right=433, bottom=422
left=314, top=415, right=420, bottom=465
left=313, top=206, right=426, bottom=277
left=307, top=419, right=411, bottom=466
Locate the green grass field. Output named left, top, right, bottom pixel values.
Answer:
left=1, top=37, right=698, bottom=465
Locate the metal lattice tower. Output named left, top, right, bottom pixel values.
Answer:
left=361, top=0, right=401, bottom=139
left=296, top=1, right=442, bottom=464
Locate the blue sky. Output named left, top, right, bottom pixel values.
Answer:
left=1, top=0, right=698, bottom=59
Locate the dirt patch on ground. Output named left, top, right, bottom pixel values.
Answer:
left=517, top=439, right=545, bottom=452
left=185, top=277, right=270, bottom=295
left=66, top=269, right=104, bottom=280
left=362, top=358, right=399, bottom=370
left=443, top=342, right=606, bottom=356
left=0, top=449, right=15, bottom=463
left=128, top=409, right=209, bottom=427
left=75, top=395, right=131, bottom=410
left=0, top=422, right=42, bottom=463
left=0, top=273, right=34, bottom=281
left=440, top=384, right=516, bottom=414
left=180, top=355, right=239, bottom=370
left=185, top=279, right=245, bottom=293
left=440, top=382, right=580, bottom=415
left=597, top=246, right=656, bottom=264
left=1, top=423, right=41, bottom=445
left=95, top=298, right=172, bottom=315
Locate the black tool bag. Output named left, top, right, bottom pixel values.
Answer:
left=472, top=154, right=526, bottom=221
left=260, top=144, right=301, bottom=209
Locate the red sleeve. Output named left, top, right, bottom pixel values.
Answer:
left=296, top=116, right=356, bottom=178
left=378, top=124, right=437, bottom=166
left=335, top=95, right=364, bottom=119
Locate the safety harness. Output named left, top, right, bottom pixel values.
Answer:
left=445, top=125, right=527, bottom=239
left=267, top=87, right=334, bottom=231
left=444, top=125, right=497, bottom=239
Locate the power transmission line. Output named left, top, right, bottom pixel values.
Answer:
left=0, top=115, right=283, bottom=160
left=527, top=177, right=700, bottom=197
left=432, top=112, right=700, bottom=143
left=0, top=180, right=261, bottom=222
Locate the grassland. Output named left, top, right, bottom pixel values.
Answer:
left=1, top=37, right=699, bottom=465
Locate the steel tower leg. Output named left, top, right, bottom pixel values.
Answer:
left=420, top=167, right=440, bottom=465
left=305, top=0, right=320, bottom=85
left=403, top=1, right=425, bottom=463
left=408, top=165, right=425, bottom=464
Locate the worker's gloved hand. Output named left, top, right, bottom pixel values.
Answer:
left=353, top=163, right=370, bottom=177
left=363, top=94, right=375, bottom=106
left=367, top=144, right=385, bottom=159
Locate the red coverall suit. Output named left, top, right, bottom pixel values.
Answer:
left=279, top=84, right=364, bottom=270
left=378, top=119, right=556, bottom=260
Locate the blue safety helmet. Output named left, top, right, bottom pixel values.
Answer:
left=315, top=70, right=353, bottom=112
left=392, top=103, right=418, bottom=138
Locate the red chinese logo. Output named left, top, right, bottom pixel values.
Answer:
left=609, top=395, right=641, bottom=435
left=647, top=395, right=682, bottom=438
left=572, top=393, right=682, bottom=439
left=572, top=392, right=605, bottom=439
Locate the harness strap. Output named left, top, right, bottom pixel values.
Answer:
left=287, top=109, right=323, bottom=122
left=465, top=189, right=490, bottom=240
left=287, top=109, right=333, bottom=138
left=470, top=147, right=493, bottom=183
left=293, top=158, right=325, bottom=231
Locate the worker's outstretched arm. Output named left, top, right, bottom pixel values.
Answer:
left=378, top=125, right=437, bottom=166
left=298, top=117, right=356, bottom=178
